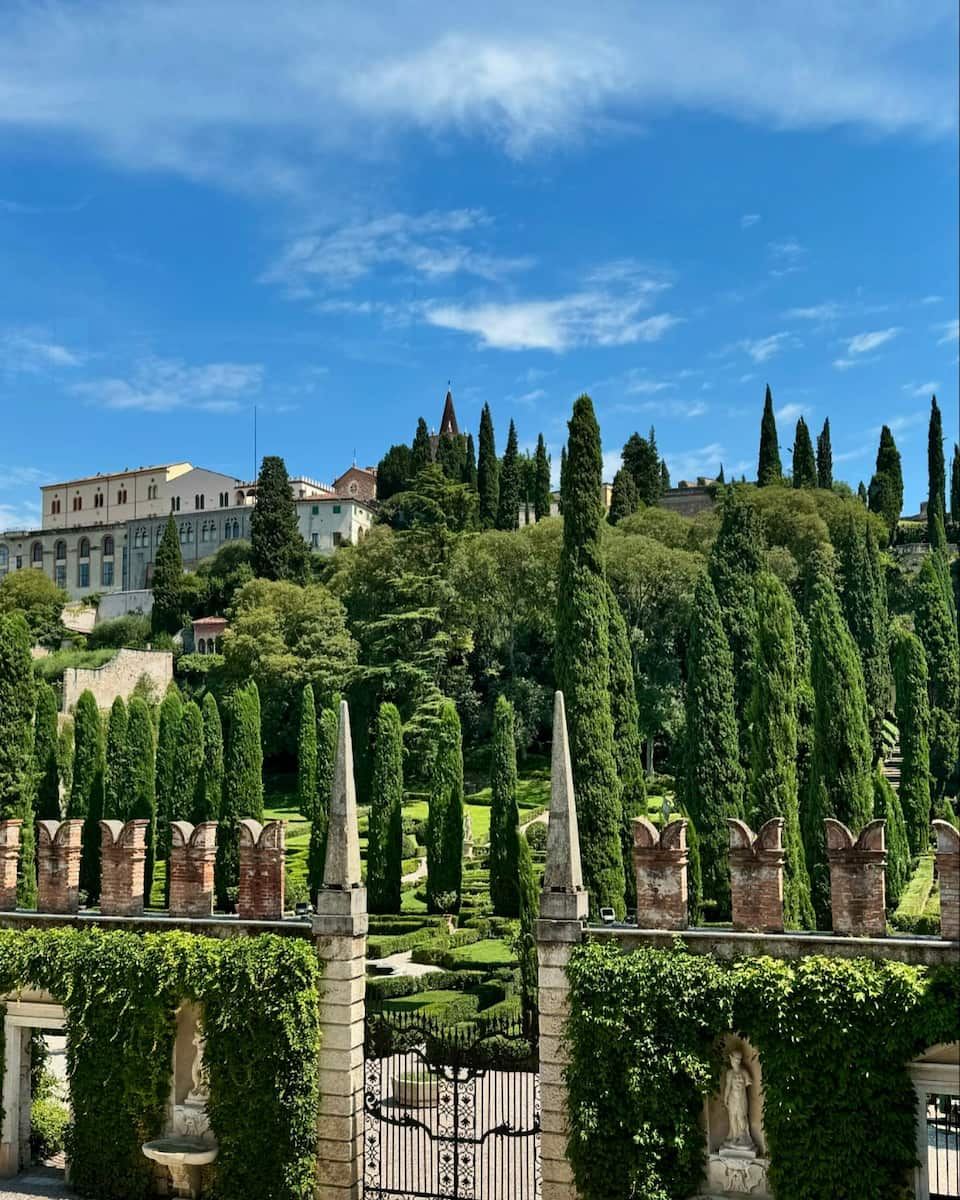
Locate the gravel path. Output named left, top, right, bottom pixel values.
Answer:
left=0, top=1167, right=72, bottom=1199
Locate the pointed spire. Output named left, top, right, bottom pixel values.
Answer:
left=541, top=692, right=588, bottom=921
left=439, top=388, right=460, bottom=437
left=323, top=700, right=362, bottom=889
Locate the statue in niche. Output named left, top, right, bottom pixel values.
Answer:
left=720, top=1050, right=756, bottom=1155
left=186, top=1030, right=209, bottom=1104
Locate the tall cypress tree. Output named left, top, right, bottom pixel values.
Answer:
left=462, top=433, right=478, bottom=490
left=297, top=685, right=317, bottom=827
left=608, top=467, right=639, bottom=526
left=151, top=515, right=184, bottom=635
left=892, top=627, right=932, bottom=855
left=217, top=681, right=264, bottom=909
left=125, top=697, right=156, bottom=904
left=816, top=418, right=833, bottom=489
left=196, top=692, right=223, bottom=823
left=250, top=455, right=309, bottom=583
left=928, top=395, right=947, bottom=548
left=155, top=689, right=182, bottom=860
left=33, top=680, right=61, bottom=822
left=951, top=443, right=960, bottom=526
left=558, top=446, right=567, bottom=512
left=308, top=705, right=337, bottom=900
left=803, top=574, right=874, bottom=926
left=757, top=385, right=782, bottom=486
left=515, top=834, right=539, bottom=1029
left=534, top=433, right=552, bottom=522
left=555, top=395, right=625, bottom=916
left=607, top=584, right=647, bottom=911
left=488, top=695, right=521, bottom=917
left=68, top=690, right=104, bottom=902
left=496, top=419, right=521, bottom=531
left=622, top=429, right=662, bottom=505
left=791, top=417, right=817, bottom=488
left=682, top=574, right=745, bottom=917
left=477, top=404, right=499, bottom=530
left=436, top=431, right=466, bottom=480
left=857, top=481, right=868, bottom=505
left=913, top=557, right=959, bottom=800
left=836, top=517, right=890, bottom=760
left=0, top=613, right=37, bottom=907
left=102, top=696, right=128, bottom=820
left=868, top=425, right=904, bottom=544
left=367, top=702, right=404, bottom=914
left=747, top=573, right=814, bottom=928
left=171, top=701, right=204, bottom=829
left=873, top=767, right=910, bottom=910
left=410, top=417, right=433, bottom=476
left=425, top=698, right=463, bottom=913
left=660, top=459, right=671, bottom=491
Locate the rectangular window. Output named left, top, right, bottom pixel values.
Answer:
left=101, top=562, right=114, bottom=587
left=55, top=565, right=66, bottom=589
left=312, top=505, right=319, bottom=515
left=15, top=556, right=22, bottom=569
left=79, top=563, right=89, bottom=588
left=332, top=532, right=344, bottom=548
left=311, top=532, right=319, bottom=548
left=333, top=504, right=341, bottom=514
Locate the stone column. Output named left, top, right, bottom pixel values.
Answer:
left=633, top=816, right=689, bottom=930
left=99, top=819, right=148, bottom=916
left=238, top=819, right=286, bottom=920
left=36, top=820, right=83, bottom=914
left=825, top=818, right=886, bottom=937
left=312, top=700, right=367, bottom=1200
left=933, top=819, right=959, bottom=942
left=169, top=821, right=218, bottom=917
left=0, top=821, right=22, bottom=911
left=538, top=692, right=587, bottom=1200
left=728, top=817, right=785, bottom=933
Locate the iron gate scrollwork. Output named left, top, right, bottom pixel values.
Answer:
left=364, top=1011, right=541, bottom=1199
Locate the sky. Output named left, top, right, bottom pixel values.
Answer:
left=1, top=0, right=958, bottom=531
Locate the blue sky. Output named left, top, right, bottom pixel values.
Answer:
left=1, top=0, right=957, bottom=530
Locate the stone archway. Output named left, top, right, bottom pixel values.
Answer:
left=0, top=995, right=67, bottom=1178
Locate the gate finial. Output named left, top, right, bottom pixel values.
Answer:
left=541, top=691, right=588, bottom=920
left=323, top=699, right=363, bottom=889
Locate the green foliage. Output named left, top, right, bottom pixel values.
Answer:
left=297, top=685, right=317, bottom=831
left=368, top=702, right=404, bottom=914
left=534, top=433, right=552, bottom=522
left=103, top=696, right=128, bottom=820
left=757, top=384, right=782, bottom=486
left=0, top=569, right=66, bottom=645
left=32, top=647, right=115, bottom=685
left=682, top=574, right=745, bottom=916
left=31, top=1093, right=69, bottom=1161
left=622, top=427, right=663, bottom=506
left=197, top=692, right=224, bottom=823
left=951, top=442, right=960, bottom=525
left=816, top=417, right=833, bottom=489
left=218, top=681, right=264, bottom=908
left=151, top=515, right=185, bottom=635
left=193, top=540, right=255, bottom=618
left=124, top=698, right=156, bottom=904
left=436, top=429, right=467, bottom=480
left=556, top=396, right=625, bottom=916
left=868, top=425, right=904, bottom=543
left=57, top=716, right=74, bottom=799
left=250, top=455, right=310, bottom=583
left=377, top=444, right=414, bottom=501
left=791, top=416, right=817, bottom=488
left=747, top=574, right=814, bottom=927
left=308, top=706, right=337, bottom=899
left=607, top=584, right=646, bottom=910
left=496, top=419, right=520, bottom=531
left=514, top=836, right=539, bottom=1025
left=381, top=464, right=479, bottom=534
left=928, top=395, right=947, bottom=547
left=155, top=689, right=182, bottom=859
left=33, top=679, right=61, bottom=821
left=873, top=768, right=909, bottom=908
left=463, top=433, right=478, bottom=490
left=892, top=627, right=932, bottom=854
left=171, top=700, right=204, bottom=829
left=410, top=416, right=432, bottom=477
left=68, top=689, right=104, bottom=901
left=488, top=696, right=520, bottom=917
left=0, top=927, right=322, bottom=1200
left=426, top=699, right=464, bottom=913
left=477, top=403, right=499, bottom=530
left=566, top=942, right=960, bottom=1200
left=0, top=613, right=37, bottom=905
left=607, top=467, right=638, bottom=525
left=913, top=556, right=959, bottom=799
left=87, top=614, right=151, bottom=650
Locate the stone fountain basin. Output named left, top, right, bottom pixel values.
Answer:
left=142, top=1135, right=219, bottom=1167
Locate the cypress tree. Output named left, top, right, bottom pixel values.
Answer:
left=33, top=680, right=61, bottom=821
left=376, top=443, right=413, bottom=501
left=873, top=768, right=909, bottom=909
left=488, top=695, right=521, bottom=917
left=463, top=433, right=478, bottom=490
left=836, top=517, right=890, bottom=760
left=196, top=692, right=223, bottom=823
left=125, top=698, right=156, bottom=904
left=171, top=701, right=203, bottom=828
left=436, top=431, right=466, bottom=480
left=816, top=418, right=833, bottom=489
left=951, top=443, right=960, bottom=526
left=496, top=419, right=521, bottom=531
left=792, top=417, right=817, bottom=488
left=757, top=385, right=782, bottom=486
left=297, top=685, right=317, bottom=827
left=867, top=425, right=904, bottom=543
left=622, top=428, right=662, bottom=506
left=0, top=613, right=37, bottom=907
left=682, top=574, right=745, bottom=917
left=803, top=575, right=874, bottom=927
left=559, top=446, right=567, bottom=512
left=477, top=404, right=499, bottom=530
left=515, top=834, right=539, bottom=1029
left=58, top=718, right=74, bottom=801
left=155, top=689, right=182, bottom=860
left=250, top=455, right=309, bottom=583
left=555, top=395, right=625, bottom=916
left=913, top=556, right=959, bottom=800
left=102, top=696, right=128, bottom=820
left=608, top=467, right=639, bottom=526
left=217, top=682, right=264, bottom=909
left=308, top=705, right=337, bottom=901
left=891, top=627, right=932, bottom=855
left=367, top=702, right=404, bottom=914
left=426, top=698, right=463, bottom=913
left=534, top=433, right=552, bottom=522
left=607, top=584, right=647, bottom=911
left=857, top=481, right=868, bottom=505
left=747, top=573, right=814, bottom=928
left=410, top=417, right=433, bottom=476
left=660, top=459, right=671, bottom=491
left=928, top=395, right=947, bottom=548
left=151, top=515, right=184, bottom=635
left=793, top=609, right=817, bottom=841
left=68, top=690, right=104, bottom=902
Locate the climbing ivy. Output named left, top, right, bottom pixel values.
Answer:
left=565, top=940, right=959, bottom=1200
left=0, top=928, right=322, bottom=1200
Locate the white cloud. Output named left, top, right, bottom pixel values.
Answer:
left=921, top=294, right=943, bottom=304
left=0, top=501, right=42, bottom=532
left=661, top=442, right=726, bottom=483
left=936, top=318, right=959, bottom=344
left=903, top=380, right=940, bottom=397
left=602, top=449, right=624, bottom=482
left=845, top=327, right=902, bottom=354
left=739, top=332, right=794, bottom=363
left=833, top=357, right=866, bottom=370
left=784, top=301, right=843, bottom=321
left=72, top=357, right=264, bottom=412
left=0, top=329, right=83, bottom=372
left=776, top=401, right=811, bottom=426
left=512, top=388, right=546, bottom=405
left=740, top=213, right=761, bottom=229
left=766, top=239, right=806, bottom=276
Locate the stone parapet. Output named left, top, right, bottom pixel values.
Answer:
left=0, top=821, right=22, bottom=911
left=825, top=819, right=886, bottom=938
left=37, top=820, right=83, bottom=914
left=237, top=819, right=285, bottom=921
left=99, top=819, right=148, bottom=917
left=728, top=818, right=785, bottom=933
left=933, top=820, right=959, bottom=942
left=633, top=817, right=689, bottom=930
left=169, top=821, right=218, bottom=918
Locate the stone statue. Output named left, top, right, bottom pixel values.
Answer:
left=187, top=1030, right=209, bottom=1104
left=720, top=1050, right=756, bottom=1155
left=660, top=793, right=671, bottom=828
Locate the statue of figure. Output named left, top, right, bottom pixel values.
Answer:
left=721, top=1050, right=755, bottom=1153
left=187, top=1030, right=209, bottom=1103
left=660, top=793, right=671, bottom=829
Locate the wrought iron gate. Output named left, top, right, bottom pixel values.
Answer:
left=363, top=1011, right=541, bottom=1199
left=925, top=1092, right=959, bottom=1200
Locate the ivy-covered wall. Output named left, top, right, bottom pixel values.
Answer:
left=564, top=941, right=959, bottom=1200
left=0, top=928, right=322, bottom=1200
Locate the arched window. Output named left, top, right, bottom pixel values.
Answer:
left=102, top=535, right=114, bottom=557
left=198, top=638, right=206, bottom=655
left=31, top=541, right=43, bottom=564
left=223, top=522, right=231, bottom=541
left=54, top=540, right=66, bottom=561
left=232, top=519, right=240, bottom=538
left=235, top=491, right=245, bottom=506
left=179, top=524, right=187, bottom=545
left=186, top=524, right=193, bottom=544
left=78, top=538, right=90, bottom=558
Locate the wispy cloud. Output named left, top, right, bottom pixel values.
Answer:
left=0, top=501, right=42, bottom=532
left=0, top=196, right=91, bottom=215
left=0, top=329, right=83, bottom=373
left=739, top=332, right=795, bottom=363
left=660, top=442, right=727, bottom=483
left=740, top=213, right=761, bottom=229
left=766, top=239, right=806, bottom=277
left=72, top=357, right=264, bottom=413
left=784, top=301, right=844, bottom=321
left=936, top=318, right=959, bottom=344
left=903, top=380, right=940, bottom=397
left=0, top=466, right=48, bottom=490
left=845, top=327, right=902, bottom=354
left=776, top=401, right=812, bottom=426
